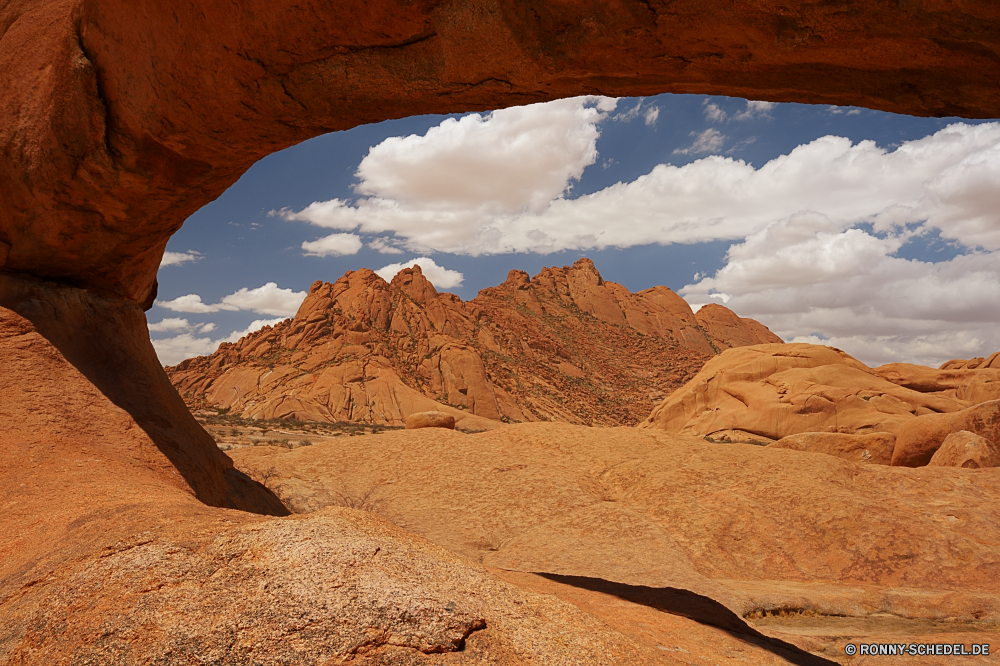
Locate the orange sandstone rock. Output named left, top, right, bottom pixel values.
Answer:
left=640, top=343, right=968, bottom=442
left=5, top=1, right=1000, bottom=303
left=892, top=400, right=1000, bottom=467
left=167, top=260, right=778, bottom=427
left=769, top=431, right=896, bottom=465
left=229, top=422, right=1000, bottom=660
left=406, top=411, right=457, bottom=430
left=695, top=303, right=784, bottom=351
left=928, top=430, right=1000, bottom=469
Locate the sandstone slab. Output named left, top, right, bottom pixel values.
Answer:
left=640, top=343, right=969, bottom=442
left=928, top=430, right=1000, bottom=469
left=406, top=411, right=457, bottom=430
left=892, top=400, right=1000, bottom=467
left=230, top=422, right=1000, bottom=662
left=768, top=431, right=896, bottom=465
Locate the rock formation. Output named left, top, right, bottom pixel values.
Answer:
left=928, top=430, right=1000, bottom=468
left=891, top=399, right=1000, bottom=467
left=694, top=303, right=785, bottom=352
left=228, top=422, right=1000, bottom=661
left=640, top=343, right=972, bottom=442
left=644, top=343, right=1000, bottom=471
left=0, top=283, right=813, bottom=664
left=406, top=411, right=457, bottom=430
left=6, top=0, right=1000, bottom=661
left=768, top=431, right=896, bottom=466
left=4, top=1, right=1000, bottom=307
left=166, top=259, right=780, bottom=428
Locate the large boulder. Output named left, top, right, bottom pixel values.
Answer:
left=405, top=411, right=457, bottom=430
left=640, top=343, right=968, bottom=442
left=928, top=430, right=1000, bottom=469
left=768, top=431, right=896, bottom=465
left=891, top=400, right=1000, bottom=467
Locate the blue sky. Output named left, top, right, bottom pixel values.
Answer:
left=151, top=93, right=1000, bottom=368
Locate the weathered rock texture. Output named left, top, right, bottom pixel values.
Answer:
left=0, top=274, right=286, bottom=514
left=768, top=431, right=896, bottom=466
left=4, top=0, right=1000, bottom=305
left=694, top=303, right=785, bottom=352
left=640, top=343, right=979, bottom=443
left=229, top=423, right=1000, bottom=661
left=928, top=430, right=1000, bottom=469
left=892, top=399, right=1000, bottom=468
left=166, top=259, right=779, bottom=427
left=406, top=411, right=457, bottom=430
left=876, top=358, right=1000, bottom=406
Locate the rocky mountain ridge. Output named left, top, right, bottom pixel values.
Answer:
left=166, top=259, right=781, bottom=428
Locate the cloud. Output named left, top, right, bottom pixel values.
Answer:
left=150, top=317, right=288, bottom=366
left=828, top=106, right=862, bottom=116
left=681, top=214, right=1000, bottom=366
left=275, top=99, right=1000, bottom=258
left=159, top=251, right=201, bottom=267
left=613, top=98, right=658, bottom=126
left=277, top=96, right=615, bottom=252
left=369, top=238, right=404, bottom=254
left=147, top=317, right=194, bottom=332
left=704, top=99, right=775, bottom=122
left=156, top=294, right=216, bottom=313
left=156, top=282, right=307, bottom=317
left=218, top=283, right=308, bottom=317
left=301, top=233, right=363, bottom=257
left=374, top=257, right=464, bottom=289
left=150, top=334, right=219, bottom=366
left=673, top=128, right=726, bottom=155
left=703, top=100, right=727, bottom=122
left=733, top=100, right=776, bottom=120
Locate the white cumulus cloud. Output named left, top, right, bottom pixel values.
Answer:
left=156, top=282, right=306, bottom=317
left=159, top=250, right=202, bottom=267
left=276, top=100, right=1000, bottom=258
left=374, top=257, right=464, bottom=289
left=147, top=317, right=194, bottom=332
left=681, top=214, right=1000, bottom=367
left=301, top=233, right=363, bottom=257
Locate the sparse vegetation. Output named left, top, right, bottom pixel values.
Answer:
left=193, top=411, right=404, bottom=451
left=331, top=481, right=390, bottom=514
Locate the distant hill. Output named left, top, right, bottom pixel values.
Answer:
left=166, top=258, right=781, bottom=428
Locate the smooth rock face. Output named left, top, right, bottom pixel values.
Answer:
left=0, top=274, right=286, bottom=515
left=406, top=411, right=457, bottom=430
left=893, top=400, right=1000, bottom=467
left=229, top=423, right=1000, bottom=659
left=167, top=259, right=777, bottom=427
left=928, top=430, right=1000, bottom=469
left=876, top=360, right=1000, bottom=406
left=768, top=431, right=896, bottom=465
left=640, top=343, right=970, bottom=442
left=4, top=1, right=1000, bottom=303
